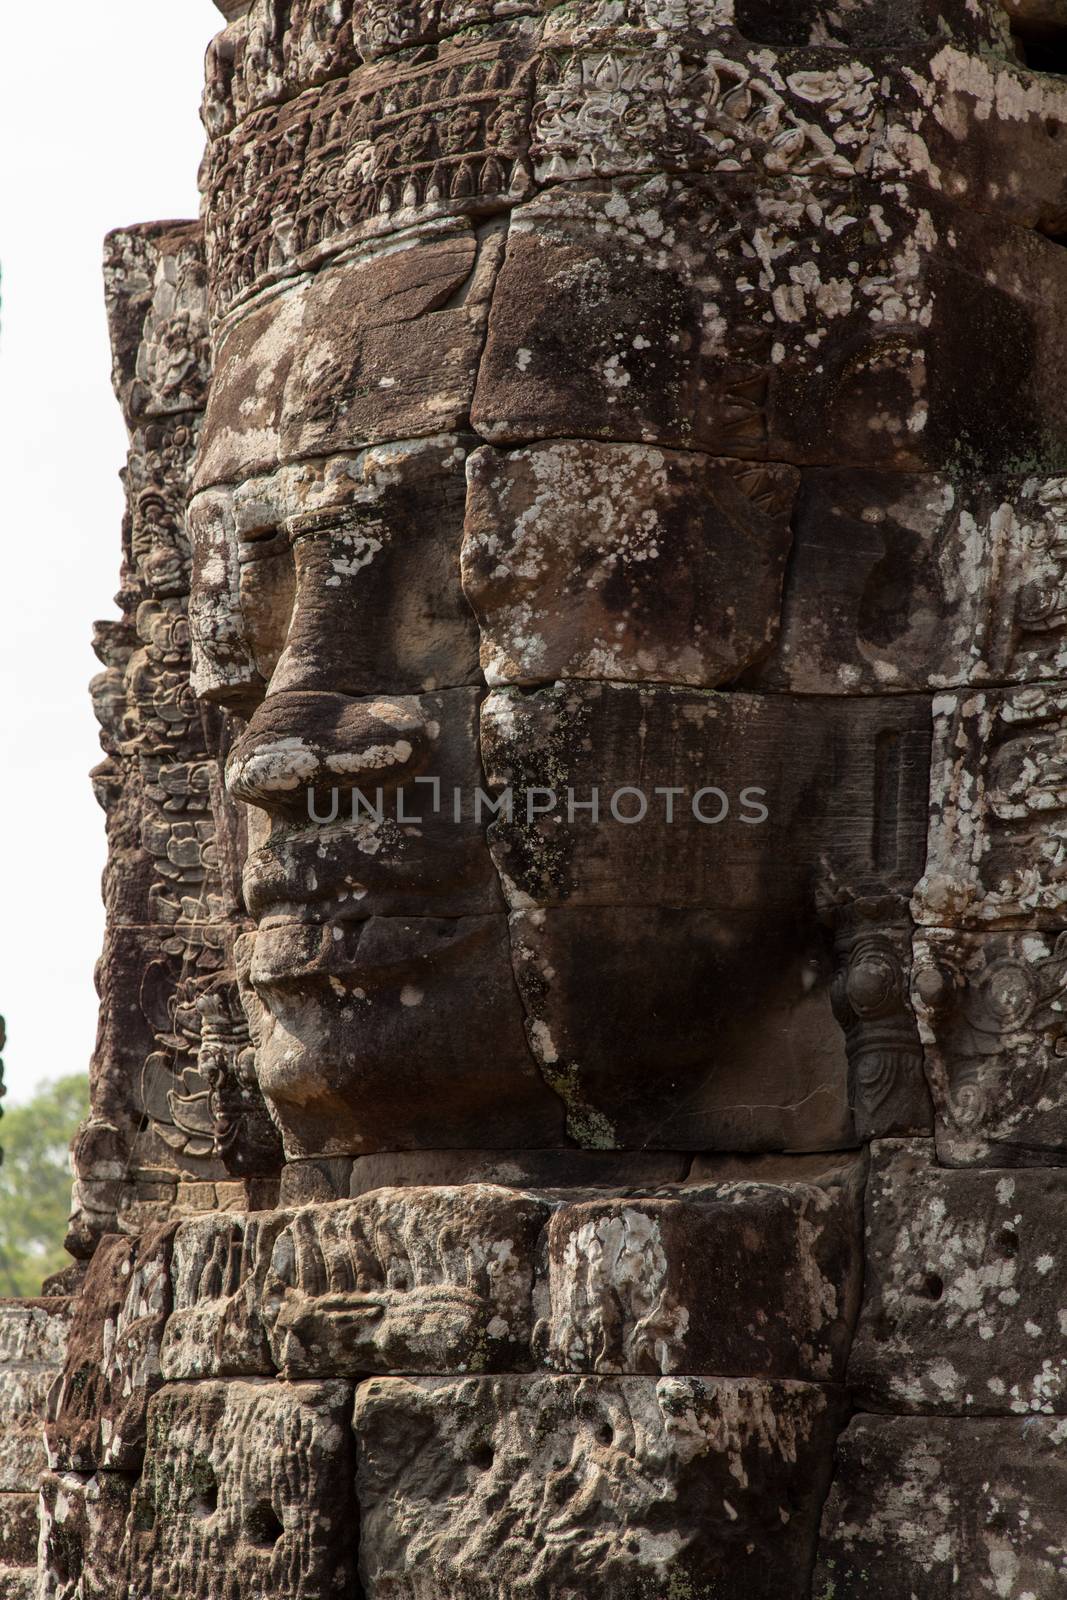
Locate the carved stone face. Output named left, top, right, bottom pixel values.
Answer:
left=186, top=9, right=975, bottom=1167
left=188, top=229, right=934, bottom=1161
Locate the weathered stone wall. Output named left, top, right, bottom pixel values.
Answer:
left=10, top=0, right=1067, bottom=1594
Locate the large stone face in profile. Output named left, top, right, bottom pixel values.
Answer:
left=355, top=1372, right=846, bottom=1598
left=127, top=1380, right=356, bottom=1600
left=815, top=1414, right=1067, bottom=1599
left=55, top=0, right=1067, bottom=1586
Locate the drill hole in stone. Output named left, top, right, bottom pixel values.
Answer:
left=996, top=1227, right=1020, bottom=1259
left=193, top=1476, right=219, bottom=1521
left=247, top=1500, right=285, bottom=1546
left=921, top=1272, right=945, bottom=1301
left=1012, top=26, right=1067, bottom=74
left=470, top=1445, right=495, bottom=1472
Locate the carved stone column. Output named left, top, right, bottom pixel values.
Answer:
left=28, top=1, right=1067, bottom=1595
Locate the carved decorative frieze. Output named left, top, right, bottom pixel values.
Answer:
left=912, top=928, right=1067, bottom=1165
left=202, top=31, right=536, bottom=313
left=915, top=684, right=1067, bottom=929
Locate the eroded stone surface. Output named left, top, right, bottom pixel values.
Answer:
left=535, top=1163, right=863, bottom=1380
left=39, top=1471, right=135, bottom=1600
left=356, top=1373, right=846, bottom=1598
left=266, top=1186, right=549, bottom=1376
left=127, top=1380, right=356, bottom=1600
left=851, top=1140, right=1067, bottom=1413
left=814, top=1414, right=1067, bottom=1599
left=47, top=1230, right=176, bottom=1473
left=160, top=1212, right=288, bottom=1379
left=0, top=1301, right=71, bottom=1495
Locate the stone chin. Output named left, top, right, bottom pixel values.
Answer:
left=241, top=917, right=567, bottom=1159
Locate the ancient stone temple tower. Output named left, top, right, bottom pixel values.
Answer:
left=3, top=0, right=1067, bottom=1593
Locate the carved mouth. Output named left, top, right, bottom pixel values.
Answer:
left=243, top=814, right=502, bottom=926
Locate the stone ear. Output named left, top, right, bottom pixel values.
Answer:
left=139, top=960, right=176, bottom=1037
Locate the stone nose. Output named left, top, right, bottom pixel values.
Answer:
left=226, top=690, right=434, bottom=816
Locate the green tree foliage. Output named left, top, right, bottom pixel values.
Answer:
left=0, top=1073, right=88, bottom=1297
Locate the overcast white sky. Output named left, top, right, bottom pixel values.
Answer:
left=0, top=1, right=222, bottom=1103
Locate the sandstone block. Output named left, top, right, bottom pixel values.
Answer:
left=266, top=1186, right=550, bottom=1376
left=462, top=442, right=797, bottom=688
left=190, top=435, right=481, bottom=707
left=851, top=1140, right=1067, bottom=1412
left=38, top=1471, right=135, bottom=1600
left=480, top=682, right=929, bottom=1149
left=481, top=682, right=931, bottom=912
left=127, top=1380, right=356, bottom=1600
left=347, top=1148, right=691, bottom=1194
left=0, top=1300, right=71, bottom=1368
left=47, top=1228, right=176, bottom=1473
left=229, top=685, right=502, bottom=921
left=507, top=903, right=852, bottom=1151
left=356, top=1372, right=846, bottom=1598
left=815, top=1414, right=1067, bottom=1598
left=473, top=177, right=1067, bottom=473
left=159, top=1211, right=289, bottom=1380
left=0, top=1301, right=71, bottom=1496
left=535, top=1164, right=863, bottom=1380
left=195, top=222, right=502, bottom=488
